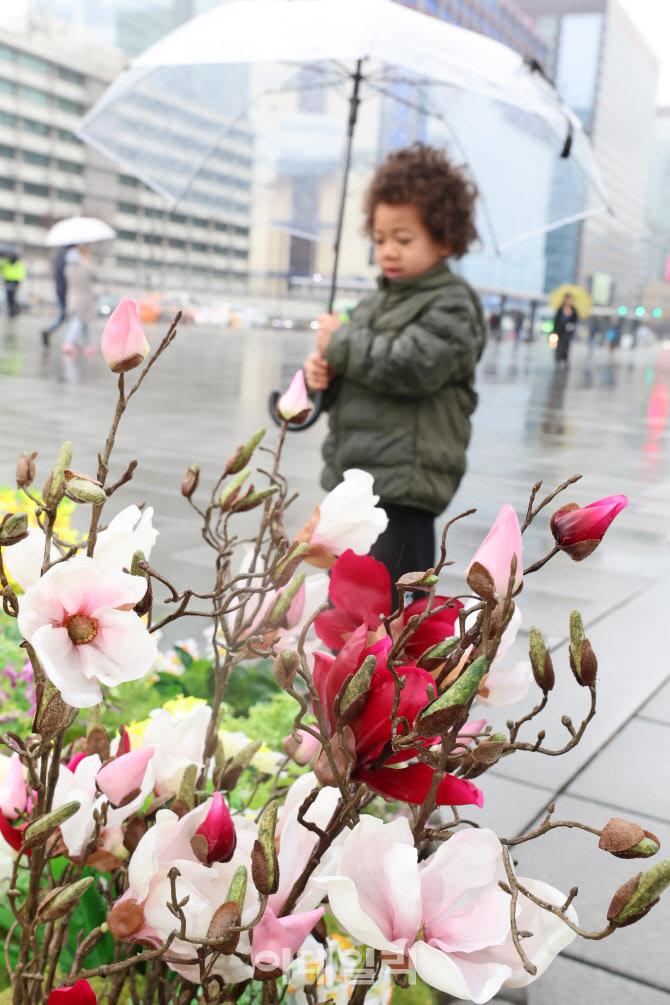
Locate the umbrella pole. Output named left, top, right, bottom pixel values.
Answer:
left=268, top=59, right=364, bottom=431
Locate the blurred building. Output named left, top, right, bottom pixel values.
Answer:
left=0, top=19, right=251, bottom=302
left=518, top=0, right=658, bottom=306
left=645, top=107, right=670, bottom=285
left=398, top=0, right=547, bottom=62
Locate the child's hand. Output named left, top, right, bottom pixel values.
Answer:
left=315, top=311, right=341, bottom=354
left=304, top=352, right=333, bottom=391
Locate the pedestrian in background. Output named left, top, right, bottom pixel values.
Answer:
left=552, top=292, right=577, bottom=364
left=61, top=245, right=96, bottom=356
left=41, top=244, right=72, bottom=347
left=1, top=253, right=26, bottom=317
left=304, top=144, right=487, bottom=589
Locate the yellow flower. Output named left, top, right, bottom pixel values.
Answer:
left=162, top=695, right=207, bottom=716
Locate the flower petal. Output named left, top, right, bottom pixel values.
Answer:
left=310, top=470, right=388, bottom=556
left=31, top=624, right=103, bottom=708
left=327, top=550, right=391, bottom=630
left=356, top=762, right=483, bottom=807
left=410, top=940, right=512, bottom=1004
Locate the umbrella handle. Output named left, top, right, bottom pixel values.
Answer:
left=268, top=390, right=324, bottom=430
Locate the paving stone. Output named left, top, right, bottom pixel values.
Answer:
left=527, top=955, right=670, bottom=1004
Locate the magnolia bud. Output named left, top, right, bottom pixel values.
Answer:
left=206, top=901, right=241, bottom=954
left=225, top=865, right=248, bottom=910
left=44, top=441, right=72, bottom=506
left=23, top=801, right=81, bottom=848
left=181, top=464, right=200, bottom=499
left=272, top=542, right=309, bottom=587
left=608, top=860, right=670, bottom=926
left=66, top=478, right=107, bottom=506
left=16, top=451, right=37, bottom=488
left=339, top=655, right=376, bottom=720
left=529, top=626, right=555, bottom=692
left=396, top=569, right=438, bottom=591
left=37, top=877, right=94, bottom=921
left=267, top=572, right=305, bottom=628
left=0, top=512, right=28, bottom=545
left=225, top=428, right=265, bottom=476
left=569, top=612, right=597, bottom=686
left=33, top=680, right=71, bottom=737
left=599, top=817, right=660, bottom=859
left=176, top=763, right=198, bottom=810
left=273, top=650, right=300, bottom=689
left=252, top=801, right=279, bottom=895
left=232, top=485, right=279, bottom=513
left=219, top=467, right=250, bottom=509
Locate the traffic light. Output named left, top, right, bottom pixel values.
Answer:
left=635, top=306, right=646, bottom=317
left=617, top=305, right=627, bottom=316
left=652, top=308, right=663, bottom=318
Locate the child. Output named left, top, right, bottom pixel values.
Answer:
left=304, top=144, right=487, bottom=589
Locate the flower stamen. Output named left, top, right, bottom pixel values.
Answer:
left=66, top=613, right=98, bottom=645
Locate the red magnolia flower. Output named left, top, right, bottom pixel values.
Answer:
left=194, top=790, right=237, bottom=863
left=314, top=550, right=462, bottom=659
left=551, top=495, right=628, bottom=560
left=313, top=623, right=483, bottom=808
left=48, top=980, right=96, bottom=1005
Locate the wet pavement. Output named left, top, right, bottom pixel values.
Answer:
left=3, top=314, right=670, bottom=1002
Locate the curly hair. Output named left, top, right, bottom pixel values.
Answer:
left=363, top=144, right=479, bottom=259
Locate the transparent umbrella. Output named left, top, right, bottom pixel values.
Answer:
left=77, top=0, right=608, bottom=427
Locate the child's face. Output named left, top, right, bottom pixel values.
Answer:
left=372, top=203, right=450, bottom=281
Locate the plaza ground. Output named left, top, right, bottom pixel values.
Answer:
left=3, top=313, right=670, bottom=1003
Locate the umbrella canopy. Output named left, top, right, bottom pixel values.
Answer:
left=549, top=284, right=593, bottom=320
left=0, top=243, right=20, bottom=258
left=78, top=0, right=608, bottom=256
left=45, top=217, right=117, bottom=248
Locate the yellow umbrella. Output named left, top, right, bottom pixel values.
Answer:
left=549, top=284, right=593, bottom=319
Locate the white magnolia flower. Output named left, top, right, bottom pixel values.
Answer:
left=296, top=470, right=388, bottom=568
left=5, top=505, right=157, bottom=592
left=139, top=701, right=211, bottom=797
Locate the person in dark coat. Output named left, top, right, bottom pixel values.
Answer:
left=552, top=293, right=577, bottom=363
left=304, top=145, right=487, bottom=588
left=41, top=245, right=73, bottom=347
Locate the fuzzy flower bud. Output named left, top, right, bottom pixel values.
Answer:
left=276, top=370, right=312, bottom=422
left=0, top=512, right=29, bottom=545
left=65, top=478, right=107, bottom=505
left=529, top=626, right=555, bottom=691
left=193, top=791, right=237, bottom=864
left=101, top=297, right=150, bottom=373
left=551, top=495, right=628, bottom=561
left=608, top=860, right=670, bottom=926
left=16, top=451, right=37, bottom=488
left=181, top=464, right=200, bottom=499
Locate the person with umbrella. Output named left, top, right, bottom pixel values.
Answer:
left=61, top=245, right=96, bottom=356
left=41, top=245, right=72, bottom=347
left=304, top=145, right=487, bottom=589
left=551, top=293, right=578, bottom=365
left=0, top=249, right=26, bottom=318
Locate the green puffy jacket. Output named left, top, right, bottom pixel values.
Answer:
left=321, top=263, right=487, bottom=515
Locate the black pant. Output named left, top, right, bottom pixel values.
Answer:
left=5, top=283, right=18, bottom=317
left=370, top=502, right=435, bottom=604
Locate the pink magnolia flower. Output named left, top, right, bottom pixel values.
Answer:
left=52, top=753, right=102, bottom=857
left=466, top=505, right=523, bottom=602
left=251, top=905, right=325, bottom=978
left=135, top=702, right=210, bottom=798
left=551, top=495, right=628, bottom=560
left=0, top=753, right=29, bottom=820
left=48, top=980, right=96, bottom=1005
left=295, top=470, right=388, bottom=569
left=17, top=557, right=157, bottom=709
left=322, top=818, right=576, bottom=1003
left=475, top=607, right=532, bottom=709
left=193, top=790, right=236, bottom=864
left=109, top=805, right=258, bottom=985
left=277, top=370, right=312, bottom=422
left=101, top=297, right=150, bottom=373
left=97, top=747, right=155, bottom=808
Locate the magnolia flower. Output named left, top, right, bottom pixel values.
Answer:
left=277, top=370, right=312, bottom=422
left=52, top=754, right=102, bottom=857
left=233, top=564, right=329, bottom=654
left=295, top=470, right=388, bottom=569
left=136, top=701, right=210, bottom=797
left=0, top=831, right=14, bottom=898
left=476, top=607, right=532, bottom=709
left=101, top=297, right=150, bottom=373
left=17, top=557, right=157, bottom=708
left=252, top=905, right=325, bottom=978
left=0, top=753, right=28, bottom=819
left=48, top=980, right=97, bottom=1005
left=108, top=806, right=259, bottom=984
left=466, top=505, right=523, bottom=602
left=551, top=495, right=628, bottom=560
left=321, top=818, right=576, bottom=1003
left=314, top=549, right=462, bottom=657
left=5, top=506, right=157, bottom=593
left=97, top=747, right=155, bottom=808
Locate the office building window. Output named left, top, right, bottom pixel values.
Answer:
left=56, top=158, right=83, bottom=174
left=213, top=245, right=228, bottom=255
left=118, top=230, right=138, bottom=241
left=0, top=78, right=16, bottom=95
left=23, top=181, right=49, bottom=196
left=145, top=207, right=163, bottom=219
left=20, top=85, right=48, bottom=105
left=118, top=201, right=137, bottom=213
left=0, top=177, right=15, bottom=189
left=56, top=128, right=80, bottom=143
left=20, top=52, right=50, bottom=74
left=57, top=188, right=82, bottom=203
left=24, top=150, right=49, bottom=166
left=0, top=111, right=16, bottom=127
left=0, top=144, right=16, bottom=158
left=144, top=234, right=162, bottom=245
left=0, top=44, right=15, bottom=62
left=116, top=256, right=138, bottom=267
left=170, top=212, right=186, bottom=223
left=192, top=217, right=208, bottom=227
left=57, top=66, right=84, bottom=85
left=23, top=213, right=43, bottom=226
left=22, top=117, right=49, bottom=135
left=119, top=174, right=138, bottom=187
left=169, top=238, right=185, bottom=248
left=0, top=208, right=14, bottom=220
left=56, top=97, right=84, bottom=115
